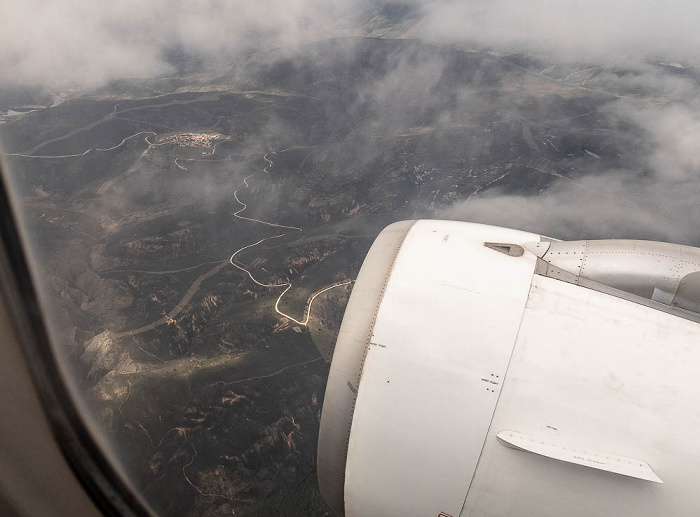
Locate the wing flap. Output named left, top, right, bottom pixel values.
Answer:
left=497, top=430, right=663, bottom=484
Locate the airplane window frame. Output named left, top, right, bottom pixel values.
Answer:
left=0, top=159, right=151, bottom=517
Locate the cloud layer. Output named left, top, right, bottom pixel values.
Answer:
left=0, top=0, right=371, bottom=88
left=4, top=1, right=700, bottom=245
left=5, top=1, right=700, bottom=89
left=420, top=0, right=700, bottom=64
left=442, top=100, right=700, bottom=245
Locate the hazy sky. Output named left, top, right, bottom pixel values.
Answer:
left=3, top=0, right=700, bottom=89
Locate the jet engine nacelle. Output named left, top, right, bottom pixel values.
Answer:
left=317, top=220, right=700, bottom=517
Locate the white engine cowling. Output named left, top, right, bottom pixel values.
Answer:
left=318, top=220, right=700, bottom=517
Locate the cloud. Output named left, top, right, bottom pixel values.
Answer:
left=2, top=1, right=169, bottom=88
left=441, top=100, right=700, bottom=246
left=626, top=102, right=700, bottom=181
left=419, top=0, right=700, bottom=65
left=410, top=0, right=700, bottom=246
left=441, top=174, right=700, bottom=244
left=0, top=0, right=373, bottom=89
left=4, top=1, right=700, bottom=89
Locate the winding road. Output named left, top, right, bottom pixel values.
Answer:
left=231, top=153, right=303, bottom=231
left=13, top=104, right=351, bottom=337
left=6, top=130, right=157, bottom=159
left=113, top=151, right=350, bottom=337
left=228, top=235, right=351, bottom=326
left=15, top=95, right=225, bottom=156
left=227, top=152, right=350, bottom=326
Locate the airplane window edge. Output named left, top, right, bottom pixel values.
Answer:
left=0, top=158, right=153, bottom=517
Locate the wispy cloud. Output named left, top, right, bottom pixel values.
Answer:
left=442, top=100, right=700, bottom=246
left=420, top=0, right=700, bottom=65
left=5, top=1, right=700, bottom=88
left=0, top=0, right=373, bottom=88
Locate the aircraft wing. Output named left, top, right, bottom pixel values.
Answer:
left=318, top=219, right=700, bottom=517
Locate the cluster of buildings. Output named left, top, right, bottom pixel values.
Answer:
left=157, top=132, right=229, bottom=149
